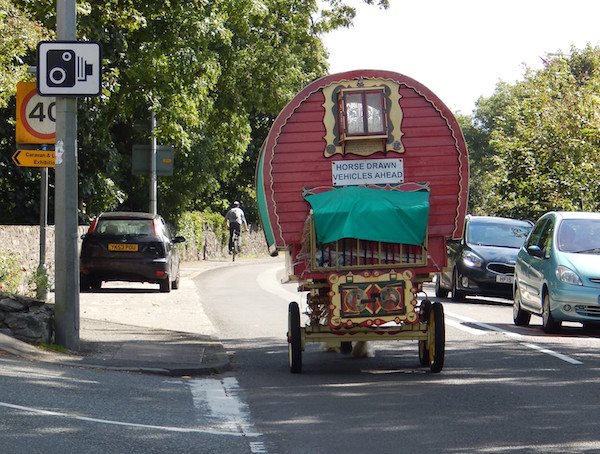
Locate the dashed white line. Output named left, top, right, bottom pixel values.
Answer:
left=445, top=310, right=583, bottom=365
left=444, top=317, right=487, bottom=336
left=521, top=343, right=583, bottom=365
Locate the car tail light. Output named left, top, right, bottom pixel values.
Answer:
left=88, top=217, right=99, bottom=234
left=155, top=270, right=166, bottom=278
left=152, top=219, right=161, bottom=236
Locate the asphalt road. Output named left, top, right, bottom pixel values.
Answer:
left=3, top=259, right=600, bottom=453
left=197, top=260, right=600, bottom=453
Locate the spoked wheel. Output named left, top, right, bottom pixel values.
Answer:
left=340, top=342, right=353, bottom=355
left=232, top=234, right=240, bottom=262
left=418, top=299, right=432, bottom=366
left=426, top=302, right=445, bottom=373
left=418, top=340, right=429, bottom=366
left=288, top=301, right=302, bottom=373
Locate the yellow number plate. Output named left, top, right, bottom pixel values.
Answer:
left=108, top=243, right=139, bottom=252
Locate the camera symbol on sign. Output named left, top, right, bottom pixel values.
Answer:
left=46, top=50, right=94, bottom=88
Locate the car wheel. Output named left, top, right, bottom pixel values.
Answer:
left=513, top=286, right=531, bottom=326
left=435, top=274, right=449, bottom=298
left=160, top=278, right=171, bottom=293
left=542, top=293, right=561, bottom=333
left=451, top=269, right=466, bottom=301
left=80, top=274, right=90, bottom=292
left=171, top=273, right=180, bottom=290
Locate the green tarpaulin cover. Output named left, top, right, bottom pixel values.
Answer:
left=304, top=186, right=430, bottom=245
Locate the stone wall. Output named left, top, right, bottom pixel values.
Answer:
left=0, top=224, right=270, bottom=289
left=0, top=292, right=53, bottom=343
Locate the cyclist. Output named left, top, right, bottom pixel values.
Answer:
left=225, top=201, right=249, bottom=254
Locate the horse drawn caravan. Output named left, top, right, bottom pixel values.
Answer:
left=255, top=70, right=469, bottom=373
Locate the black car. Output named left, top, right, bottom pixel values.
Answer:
left=79, top=212, right=185, bottom=293
left=436, top=215, right=533, bottom=300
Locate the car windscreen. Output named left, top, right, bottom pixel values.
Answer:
left=466, top=222, right=532, bottom=248
left=557, top=219, right=600, bottom=253
left=95, top=219, right=154, bottom=237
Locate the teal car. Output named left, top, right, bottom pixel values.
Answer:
left=513, top=211, right=600, bottom=333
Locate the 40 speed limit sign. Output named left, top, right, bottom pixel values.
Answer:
left=16, top=81, right=56, bottom=144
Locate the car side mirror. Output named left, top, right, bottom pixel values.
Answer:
left=527, top=245, right=544, bottom=258
left=173, top=236, right=186, bottom=244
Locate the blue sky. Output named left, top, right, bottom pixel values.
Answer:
left=322, top=0, right=600, bottom=114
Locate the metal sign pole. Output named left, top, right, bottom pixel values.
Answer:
left=150, top=111, right=157, bottom=215
left=54, top=0, right=80, bottom=350
left=37, top=165, right=48, bottom=300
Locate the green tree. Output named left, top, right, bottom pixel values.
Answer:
left=7, top=0, right=387, bottom=226
left=0, top=0, right=49, bottom=107
left=0, top=1, right=51, bottom=224
left=467, top=45, right=600, bottom=221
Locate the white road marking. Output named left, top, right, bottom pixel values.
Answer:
left=0, top=401, right=255, bottom=435
left=189, top=377, right=264, bottom=440
left=521, top=343, right=583, bottom=365
left=250, top=441, right=268, bottom=453
left=445, top=310, right=583, bottom=365
left=444, top=317, right=487, bottom=336
left=256, top=265, right=302, bottom=303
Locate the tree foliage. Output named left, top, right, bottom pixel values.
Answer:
left=0, top=1, right=52, bottom=224
left=2, top=0, right=386, bottom=226
left=0, top=0, right=49, bottom=107
left=466, top=45, right=600, bottom=221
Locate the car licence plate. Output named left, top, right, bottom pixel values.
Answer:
left=496, top=275, right=514, bottom=284
left=108, top=243, right=139, bottom=252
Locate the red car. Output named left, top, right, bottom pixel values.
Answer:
left=79, top=212, right=185, bottom=292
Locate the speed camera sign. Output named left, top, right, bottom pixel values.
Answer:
left=16, top=82, right=56, bottom=144
left=37, top=41, right=101, bottom=96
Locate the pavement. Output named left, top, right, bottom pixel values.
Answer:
left=0, top=259, right=253, bottom=376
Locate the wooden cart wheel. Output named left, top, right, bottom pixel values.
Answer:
left=427, top=302, right=445, bottom=373
left=418, top=340, right=428, bottom=366
left=418, top=299, right=432, bottom=366
left=340, top=342, right=352, bottom=355
left=288, top=301, right=302, bottom=373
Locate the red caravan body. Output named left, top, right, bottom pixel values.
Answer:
left=256, top=69, right=469, bottom=280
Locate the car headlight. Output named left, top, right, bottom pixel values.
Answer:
left=555, top=265, right=582, bottom=285
left=462, top=250, right=483, bottom=268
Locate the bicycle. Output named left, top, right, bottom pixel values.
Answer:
left=231, top=230, right=241, bottom=262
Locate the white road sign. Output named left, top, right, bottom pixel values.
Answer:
left=331, top=158, right=405, bottom=186
left=37, top=41, right=101, bottom=96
